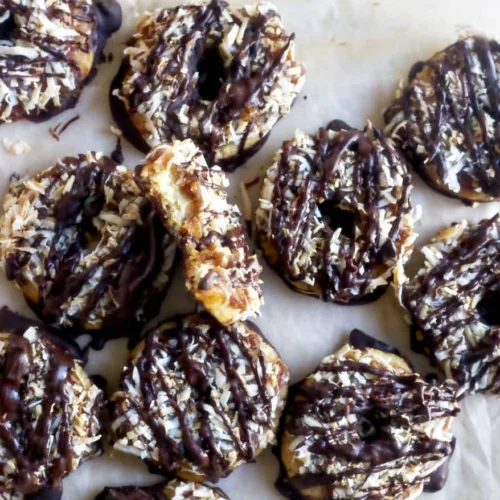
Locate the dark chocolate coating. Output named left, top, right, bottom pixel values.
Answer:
left=384, top=37, right=500, bottom=202
left=0, top=306, right=86, bottom=362
left=0, top=308, right=103, bottom=496
left=403, top=215, right=500, bottom=395
left=25, top=489, right=63, bottom=500
left=95, top=484, right=166, bottom=500
left=349, top=328, right=402, bottom=357
left=94, top=482, right=230, bottom=500
left=110, top=61, right=151, bottom=155
left=111, top=137, right=125, bottom=164
left=94, top=0, right=122, bottom=54
left=424, top=438, right=456, bottom=493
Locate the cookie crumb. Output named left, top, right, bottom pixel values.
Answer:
left=2, top=138, right=31, bottom=155
left=49, top=127, right=60, bottom=141
left=110, top=125, right=123, bottom=136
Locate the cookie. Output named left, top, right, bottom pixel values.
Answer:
left=256, top=121, right=416, bottom=303
left=397, top=215, right=500, bottom=395
left=384, top=36, right=500, bottom=203
left=0, top=307, right=103, bottom=498
left=0, top=152, right=176, bottom=337
left=110, top=0, right=305, bottom=170
left=0, top=0, right=121, bottom=123
left=111, top=313, right=289, bottom=482
left=138, top=140, right=262, bottom=325
left=277, top=330, right=459, bottom=499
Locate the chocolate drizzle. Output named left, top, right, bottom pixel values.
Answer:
left=111, top=137, right=124, bottom=164
left=0, top=0, right=121, bottom=123
left=259, top=121, right=413, bottom=303
left=403, top=216, right=500, bottom=395
left=275, top=335, right=459, bottom=499
left=111, top=0, right=304, bottom=170
left=0, top=307, right=103, bottom=497
left=112, top=314, right=288, bottom=482
left=385, top=36, right=500, bottom=202
left=48, top=115, right=80, bottom=141
left=1, top=153, right=175, bottom=341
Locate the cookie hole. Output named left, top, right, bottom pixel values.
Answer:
left=0, top=12, right=15, bottom=43
left=356, top=415, right=382, bottom=442
left=197, top=46, right=225, bottom=101
left=318, top=200, right=356, bottom=238
left=477, top=289, right=500, bottom=326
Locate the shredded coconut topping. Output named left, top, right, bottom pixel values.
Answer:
left=0, top=315, right=103, bottom=496
left=0, top=0, right=99, bottom=122
left=256, top=122, right=416, bottom=303
left=384, top=36, right=500, bottom=202
left=0, top=152, right=176, bottom=330
left=165, top=478, right=228, bottom=500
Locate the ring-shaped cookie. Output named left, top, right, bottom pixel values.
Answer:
left=111, top=313, right=289, bottom=482
left=0, top=152, right=176, bottom=336
left=398, top=216, right=500, bottom=395
left=0, top=0, right=121, bottom=123
left=384, top=36, right=500, bottom=203
left=256, top=121, right=415, bottom=303
left=111, top=0, right=305, bottom=170
left=277, top=330, right=459, bottom=499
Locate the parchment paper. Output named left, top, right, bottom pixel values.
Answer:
left=1, top=0, right=500, bottom=498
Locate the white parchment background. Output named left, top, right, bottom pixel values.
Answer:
left=1, top=0, right=500, bottom=498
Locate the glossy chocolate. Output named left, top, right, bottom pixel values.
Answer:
left=112, top=314, right=288, bottom=482
left=94, top=481, right=230, bottom=500
left=95, top=484, right=166, bottom=500
left=349, top=328, right=402, bottom=357
left=403, top=216, right=500, bottom=394
left=2, top=154, right=174, bottom=343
